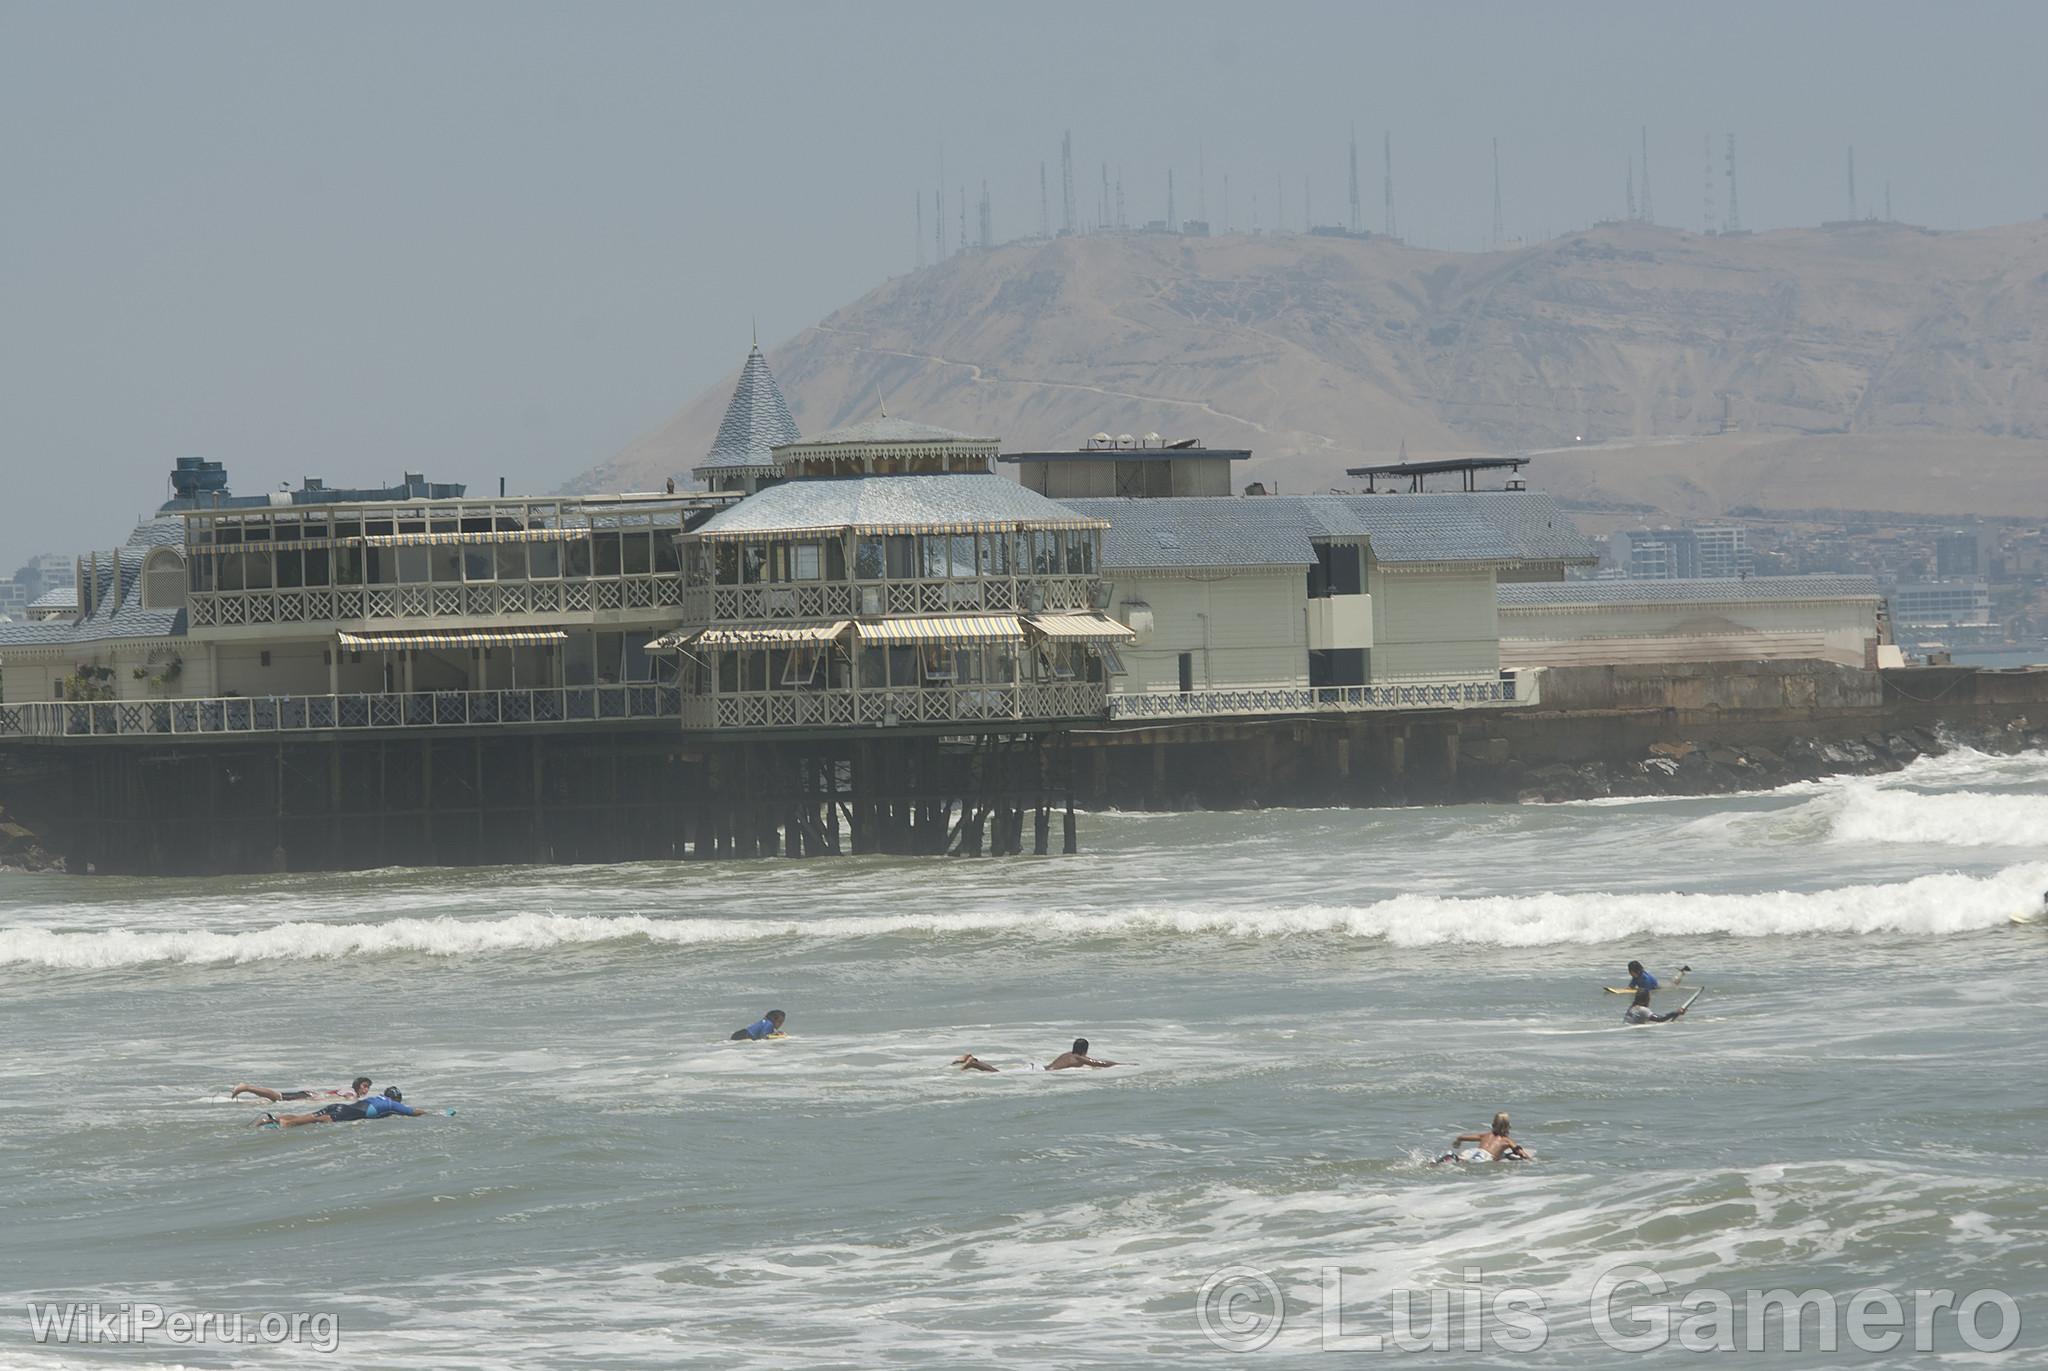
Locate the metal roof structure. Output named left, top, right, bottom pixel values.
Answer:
left=1065, top=491, right=1597, bottom=570
left=1498, top=575, right=1882, bottom=607
left=694, top=346, right=803, bottom=475
left=694, top=475, right=1105, bottom=540
left=998, top=446, right=1252, bottom=465
left=787, top=416, right=994, bottom=449
left=1345, top=454, right=1530, bottom=492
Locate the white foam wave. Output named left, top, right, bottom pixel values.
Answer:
left=5, top=863, right=2040, bottom=969
left=1822, top=784, right=2048, bottom=848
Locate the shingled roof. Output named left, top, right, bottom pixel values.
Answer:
left=1498, top=575, right=1882, bottom=607
left=694, top=346, right=802, bottom=475
left=694, top=474, right=1102, bottom=539
left=0, top=517, right=188, bottom=647
left=1064, top=491, right=1597, bottom=570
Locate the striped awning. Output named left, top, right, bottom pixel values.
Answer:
left=855, top=615, right=1024, bottom=645
left=336, top=629, right=568, bottom=650
left=648, top=621, right=850, bottom=651
left=1027, top=612, right=1136, bottom=643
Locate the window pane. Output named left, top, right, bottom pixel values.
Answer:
left=741, top=544, right=767, bottom=584
left=274, top=548, right=303, bottom=589
left=431, top=547, right=462, bottom=583
left=398, top=547, right=430, bottom=583
left=594, top=533, right=622, bottom=577
left=825, top=539, right=847, bottom=581
left=855, top=539, right=885, bottom=579
left=496, top=542, right=527, bottom=580
left=529, top=542, right=560, bottom=579
left=303, top=547, right=330, bottom=587
left=219, top=552, right=245, bottom=591
left=793, top=544, right=821, bottom=580
left=563, top=539, right=592, bottom=579
left=714, top=543, right=739, bottom=585
left=622, top=532, right=651, bottom=575
left=464, top=545, right=493, bottom=581
left=653, top=534, right=680, bottom=575
left=367, top=549, right=396, bottom=585
left=242, top=551, right=273, bottom=589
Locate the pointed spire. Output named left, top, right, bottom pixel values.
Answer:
left=694, top=342, right=802, bottom=479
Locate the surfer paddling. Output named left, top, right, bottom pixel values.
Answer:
left=232, top=1076, right=373, bottom=1103
left=1045, top=1038, right=1118, bottom=1070
left=258, top=1086, right=439, bottom=1128
left=952, top=1053, right=1000, bottom=1072
left=1435, top=1112, right=1532, bottom=1164
left=729, top=1009, right=788, bottom=1041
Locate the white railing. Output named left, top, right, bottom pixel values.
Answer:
left=680, top=575, right=1098, bottom=624
left=1105, top=674, right=1535, bottom=721
left=678, top=680, right=1106, bottom=730
left=186, top=576, right=683, bottom=628
left=0, top=685, right=681, bottom=739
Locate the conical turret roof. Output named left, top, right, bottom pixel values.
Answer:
left=695, top=345, right=801, bottom=475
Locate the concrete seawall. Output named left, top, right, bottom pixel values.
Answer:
left=1071, top=662, right=2048, bottom=810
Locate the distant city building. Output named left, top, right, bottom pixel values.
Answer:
left=1610, top=525, right=1751, bottom=580
left=0, top=580, right=26, bottom=620
left=1934, top=529, right=1990, bottom=578
left=1888, top=579, right=1992, bottom=627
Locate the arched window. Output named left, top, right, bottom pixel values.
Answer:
left=141, top=547, right=187, bottom=611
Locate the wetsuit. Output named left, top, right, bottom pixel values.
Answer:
left=1623, top=1005, right=1682, bottom=1025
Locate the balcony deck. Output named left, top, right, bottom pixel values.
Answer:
left=0, top=684, right=680, bottom=740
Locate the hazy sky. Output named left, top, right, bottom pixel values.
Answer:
left=4, top=1, right=2045, bottom=566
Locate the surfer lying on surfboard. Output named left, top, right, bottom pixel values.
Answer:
left=258, top=1086, right=444, bottom=1128
left=1623, top=987, right=1697, bottom=1024
left=1435, top=1112, right=1532, bottom=1164
left=231, top=1076, right=373, bottom=1104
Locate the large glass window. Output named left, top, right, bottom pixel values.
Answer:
left=791, top=543, right=821, bottom=580
left=303, top=547, right=330, bottom=587
left=653, top=534, right=680, bottom=576
left=855, top=538, right=886, bottom=580
left=979, top=530, right=1011, bottom=577
left=496, top=542, right=527, bottom=581
left=464, top=545, right=493, bottom=582
left=622, top=531, right=651, bottom=576
left=433, top=545, right=462, bottom=583
left=593, top=532, right=622, bottom=577
left=274, top=547, right=303, bottom=589
left=218, top=551, right=245, bottom=591
left=529, top=542, right=561, bottom=579
left=714, top=542, right=739, bottom=585
left=241, top=550, right=273, bottom=589
left=948, top=534, right=976, bottom=578
left=398, top=547, right=431, bottom=584
left=563, top=539, right=592, bottom=579
left=1063, top=530, right=1095, bottom=575
left=824, top=539, right=847, bottom=581
left=741, top=543, right=767, bottom=584
left=367, top=548, right=396, bottom=585
left=884, top=536, right=916, bottom=579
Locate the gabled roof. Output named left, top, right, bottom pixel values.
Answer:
left=1064, top=491, right=1597, bottom=571
left=695, top=346, right=802, bottom=474
left=1498, top=575, right=1882, bottom=608
left=694, top=474, right=1102, bottom=539
left=0, top=518, right=188, bottom=648
left=786, top=416, right=995, bottom=448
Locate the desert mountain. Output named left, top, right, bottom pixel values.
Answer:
left=574, top=219, right=2048, bottom=520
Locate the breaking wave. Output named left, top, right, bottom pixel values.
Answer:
left=5, top=863, right=2040, bottom=970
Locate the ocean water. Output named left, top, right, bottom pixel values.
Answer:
left=3, top=747, right=2045, bottom=1368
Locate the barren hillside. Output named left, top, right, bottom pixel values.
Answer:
left=573, top=219, right=2048, bottom=519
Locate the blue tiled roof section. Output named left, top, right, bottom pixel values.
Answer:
left=1499, top=575, right=1882, bottom=607
left=1066, top=491, right=1595, bottom=569
left=695, top=346, right=802, bottom=473
left=26, top=586, right=77, bottom=611
left=696, top=474, right=1101, bottom=535
left=0, top=519, right=188, bottom=647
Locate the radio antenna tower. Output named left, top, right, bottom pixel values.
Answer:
left=1490, top=138, right=1505, bottom=249
left=1383, top=131, right=1396, bottom=238
left=1703, top=134, right=1715, bottom=234
left=1060, top=131, right=1076, bottom=236
left=1724, top=134, right=1741, bottom=232
left=1639, top=126, right=1654, bottom=224
left=1348, top=125, right=1361, bottom=234
left=1625, top=156, right=1636, bottom=221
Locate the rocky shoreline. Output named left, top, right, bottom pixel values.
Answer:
left=1512, top=719, right=2045, bottom=804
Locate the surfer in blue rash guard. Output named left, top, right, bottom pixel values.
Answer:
left=258, top=1087, right=432, bottom=1128
left=1626, top=960, right=1658, bottom=992
left=729, top=1009, right=787, bottom=1041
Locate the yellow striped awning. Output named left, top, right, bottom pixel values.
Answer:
left=336, top=629, right=568, bottom=650
left=1027, top=612, right=1137, bottom=643
left=647, top=621, right=850, bottom=651
left=854, top=615, right=1024, bottom=645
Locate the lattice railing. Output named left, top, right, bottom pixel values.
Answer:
left=0, top=685, right=682, bottom=739
left=185, top=576, right=682, bottom=627
left=677, top=680, right=1108, bottom=732
left=1104, top=674, right=1534, bottom=720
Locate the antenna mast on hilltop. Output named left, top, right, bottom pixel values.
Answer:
left=1639, top=126, right=1654, bottom=223
left=1490, top=138, right=1505, bottom=249
left=1383, top=131, right=1396, bottom=238
left=1625, top=156, right=1636, bottom=221
left=1349, top=125, right=1361, bottom=234
left=1703, top=134, right=1715, bottom=234
left=1060, top=131, right=1076, bottom=236
left=1724, top=134, right=1741, bottom=232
